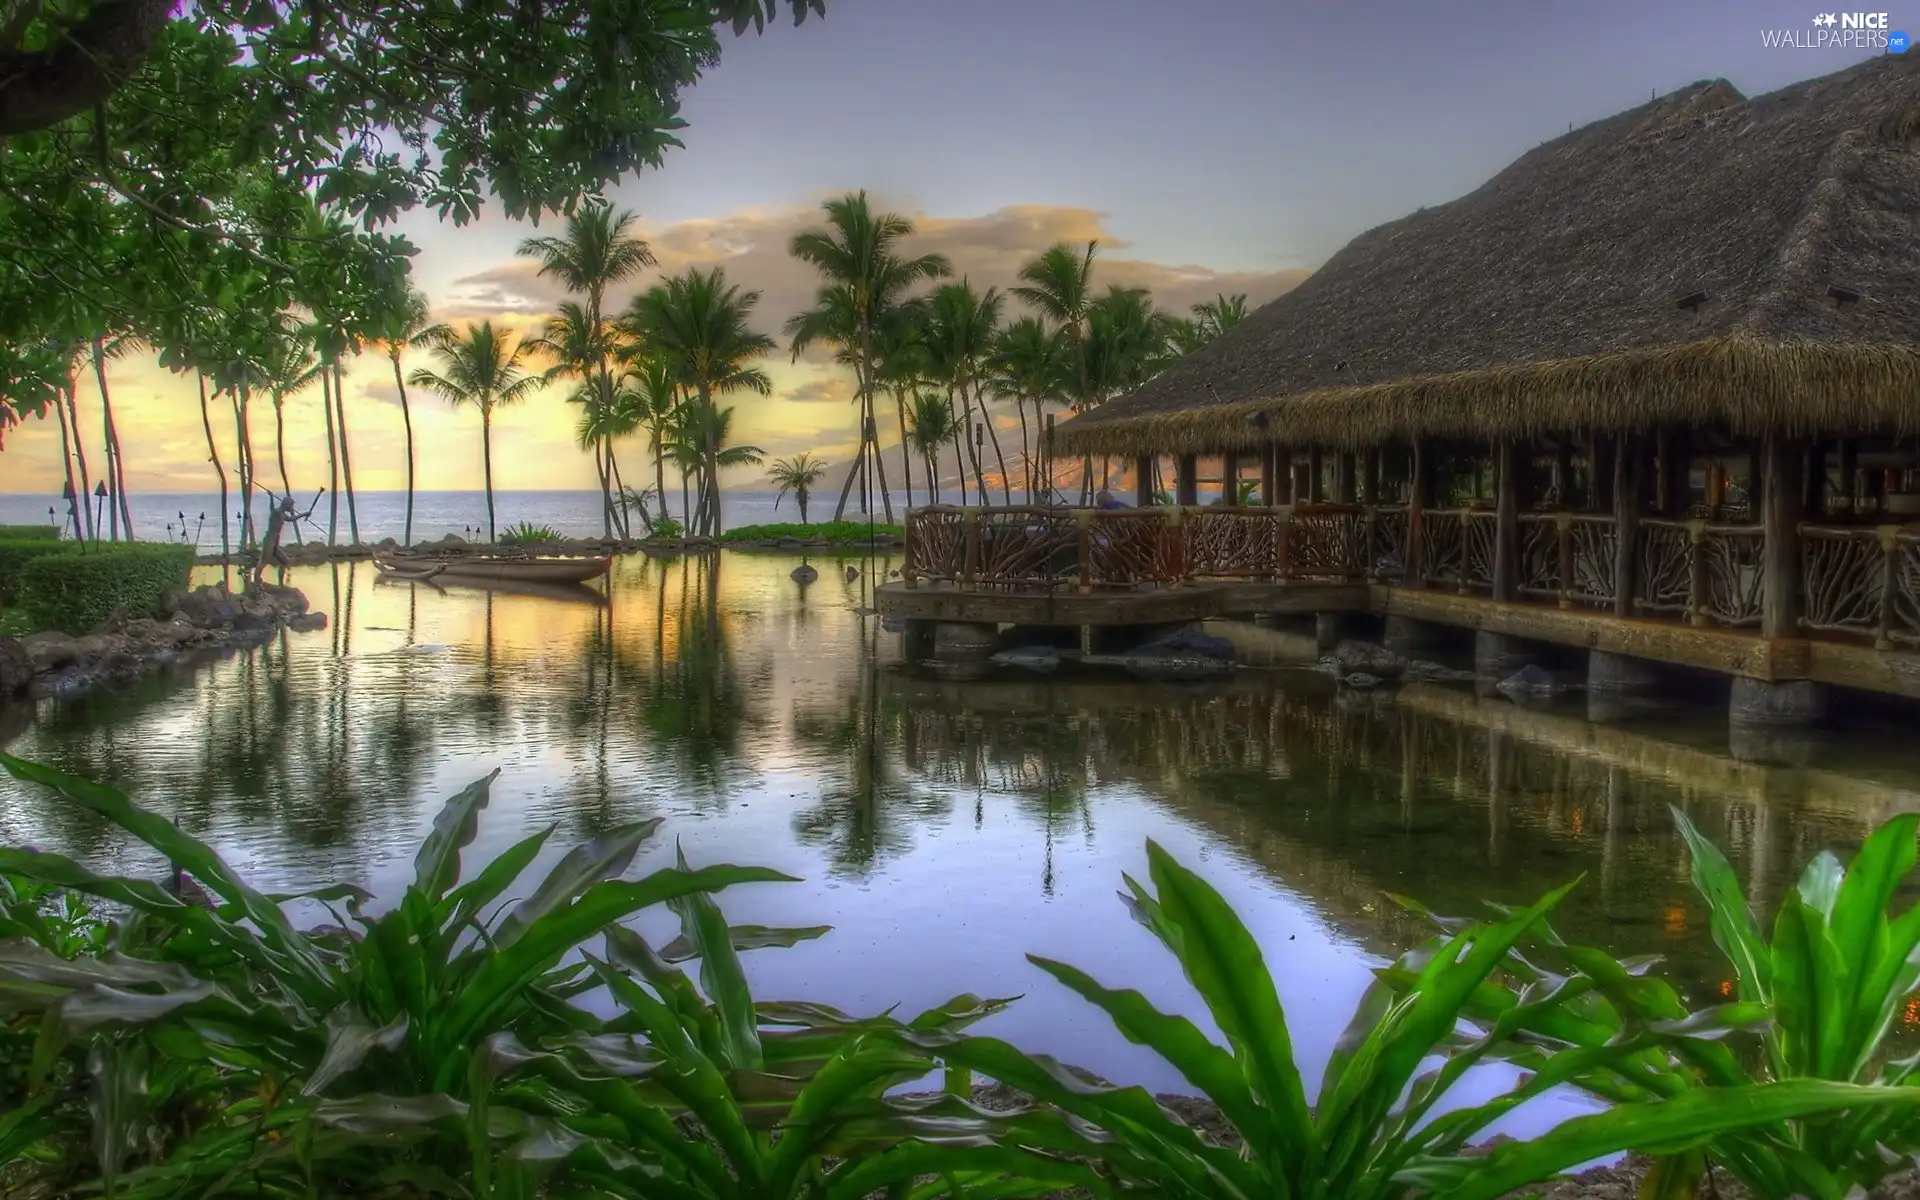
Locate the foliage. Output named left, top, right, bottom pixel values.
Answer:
left=14, top=543, right=192, bottom=633
left=0, top=753, right=816, bottom=1196
left=0, top=537, right=79, bottom=605
left=499, top=522, right=564, bottom=545
left=409, top=321, right=542, bottom=543
left=1402, top=808, right=1920, bottom=1199
left=0, top=0, right=824, bottom=407
left=0, top=526, right=61, bottom=540
left=767, top=453, right=829, bottom=523
left=901, top=840, right=1920, bottom=1200
left=649, top=516, right=687, bottom=539
left=0, top=606, right=33, bottom=636
left=719, top=521, right=902, bottom=544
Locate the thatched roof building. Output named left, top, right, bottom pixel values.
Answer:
left=1054, top=53, right=1920, bottom=457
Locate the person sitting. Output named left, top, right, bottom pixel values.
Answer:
left=1093, top=490, right=1128, bottom=510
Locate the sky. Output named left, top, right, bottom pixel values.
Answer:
left=0, top=0, right=1900, bottom=496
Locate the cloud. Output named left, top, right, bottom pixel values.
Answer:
left=785, top=377, right=850, bottom=406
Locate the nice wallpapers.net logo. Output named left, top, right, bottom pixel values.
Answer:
left=1760, top=12, right=1909, bottom=49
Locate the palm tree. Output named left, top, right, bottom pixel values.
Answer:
left=1014, top=241, right=1100, bottom=499
left=88, top=332, right=139, bottom=539
left=920, top=280, right=1007, bottom=504
left=989, top=316, right=1067, bottom=502
left=768, top=453, right=829, bottom=524
left=787, top=191, right=951, bottom=523
left=1081, top=286, right=1176, bottom=490
left=259, top=329, right=320, bottom=510
left=905, top=390, right=958, bottom=501
left=520, top=202, right=655, bottom=537
left=530, top=300, right=631, bottom=535
left=870, top=300, right=932, bottom=506
left=618, top=351, right=682, bottom=527
left=1191, top=292, right=1249, bottom=341
left=373, top=289, right=436, bottom=546
left=625, top=267, right=775, bottom=537
left=407, top=322, right=542, bottom=542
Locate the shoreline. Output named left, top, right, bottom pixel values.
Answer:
left=191, top=531, right=906, bottom=566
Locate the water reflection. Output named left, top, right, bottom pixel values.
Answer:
left=5, top=550, right=1920, bottom=1092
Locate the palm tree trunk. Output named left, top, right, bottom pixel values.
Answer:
left=321, top=368, right=340, bottom=545
left=680, top=463, right=691, bottom=531
left=868, top=395, right=894, bottom=525
left=481, top=406, right=497, bottom=542
left=697, top=385, right=721, bottom=536
left=959, top=388, right=987, bottom=502
left=978, top=384, right=1012, bottom=504
left=653, top=428, right=670, bottom=525
left=893, top=389, right=915, bottom=508
left=273, top=396, right=294, bottom=499
left=196, top=371, right=230, bottom=566
left=952, top=429, right=969, bottom=507
left=91, top=337, right=132, bottom=540
left=62, top=386, right=95, bottom=541
left=52, top=386, right=79, bottom=539
left=391, top=353, right=417, bottom=546
left=235, top=385, right=257, bottom=548
left=332, top=360, right=360, bottom=543
left=1015, top=397, right=1033, bottom=503
left=608, top=444, right=633, bottom=538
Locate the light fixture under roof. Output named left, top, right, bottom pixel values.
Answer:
left=1828, top=284, right=1861, bottom=306
left=1676, top=290, right=1709, bottom=311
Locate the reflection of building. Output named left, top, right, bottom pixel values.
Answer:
left=889, top=55, right=1920, bottom=720
left=881, top=668, right=1920, bottom=995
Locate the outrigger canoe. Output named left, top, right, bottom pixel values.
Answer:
left=373, top=552, right=612, bottom=586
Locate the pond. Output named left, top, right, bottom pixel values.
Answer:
left=4, top=550, right=1920, bottom=1130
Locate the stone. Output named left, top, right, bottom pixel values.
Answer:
left=1587, top=650, right=1663, bottom=694
left=1314, top=612, right=1353, bottom=653
left=1135, top=625, right=1236, bottom=662
left=0, top=637, right=31, bottom=698
left=1384, top=615, right=1452, bottom=659
left=1343, top=672, right=1384, bottom=689
left=1332, top=639, right=1406, bottom=680
left=166, top=587, right=242, bottom=628
left=790, top=564, right=819, bottom=583
left=930, top=622, right=998, bottom=662
left=287, top=612, right=329, bottom=632
left=19, top=632, right=77, bottom=672
left=1475, top=631, right=1539, bottom=681
left=992, top=646, right=1061, bottom=674
left=1112, top=653, right=1232, bottom=681
left=1729, top=677, right=1827, bottom=728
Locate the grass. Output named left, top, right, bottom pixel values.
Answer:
left=719, top=520, right=905, bottom=544
left=0, top=606, right=36, bottom=637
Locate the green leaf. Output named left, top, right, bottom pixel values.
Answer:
left=659, top=923, right=832, bottom=963
left=441, top=825, right=554, bottom=930
left=303, top=1006, right=410, bottom=1096
left=495, top=817, right=661, bottom=948
left=666, top=843, right=762, bottom=1072
left=412, top=771, right=500, bottom=903
left=1671, top=806, right=1772, bottom=1000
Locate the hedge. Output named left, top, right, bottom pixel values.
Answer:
left=16, top=544, right=196, bottom=634
left=0, top=525, right=61, bottom=540
left=0, top=538, right=80, bottom=605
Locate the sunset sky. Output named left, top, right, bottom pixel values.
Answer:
left=0, top=0, right=1894, bottom=496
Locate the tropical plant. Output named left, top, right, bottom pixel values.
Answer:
left=521, top=203, right=656, bottom=538
left=787, top=192, right=951, bottom=523
left=627, top=268, right=776, bottom=537
left=905, top=391, right=958, bottom=501
left=1402, top=808, right=1920, bottom=1199
left=1013, top=241, right=1099, bottom=500
left=870, top=300, right=933, bottom=506
left=901, top=841, right=1920, bottom=1200
left=500, top=521, right=563, bottom=544
left=768, top=453, right=829, bottom=524
left=373, top=289, right=438, bottom=547
left=409, top=321, right=542, bottom=542
left=920, top=280, right=1007, bottom=504
left=0, top=753, right=799, bottom=1198
left=988, top=316, right=1067, bottom=502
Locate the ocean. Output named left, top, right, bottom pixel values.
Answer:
left=0, top=487, right=964, bottom=545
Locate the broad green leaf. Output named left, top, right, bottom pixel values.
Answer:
left=666, top=843, right=762, bottom=1072
left=412, top=771, right=499, bottom=904
left=87, top=1035, right=150, bottom=1192
left=1672, top=806, right=1772, bottom=1000
left=659, top=922, right=833, bottom=963
left=495, top=818, right=661, bottom=949
left=303, top=1006, right=409, bottom=1096
left=1635, top=1149, right=1706, bottom=1200
left=441, top=824, right=554, bottom=929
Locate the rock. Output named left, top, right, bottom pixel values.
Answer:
left=287, top=612, right=328, bottom=632
left=844, top=566, right=860, bottom=581
left=1497, top=663, right=1567, bottom=701
left=1343, top=672, right=1385, bottom=689
left=19, top=632, right=76, bottom=672
left=0, top=637, right=31, bottom=698
left=377, top=537, right=399, bottom=549
left=992, top=646, right=1061, bottom=674
left=1086, top=651, right=1232, bottom=681
left=1332, top=639, right=1406, bottom=680
left=70, top=633, right=126, bottom=663
left=791, top=564, right=819, bottom=583
left=166, top=586, right=242, bottom=628
left=252, top=582, right=309, bottom=617
left=879, top=616, right=906, bottom=634
left=777, top=537, right=805, bottom=549
left=1134, top=625, right=1236, bottom=662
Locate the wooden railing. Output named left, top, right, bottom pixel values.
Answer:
left=899, top=505, right=1920, bottom=651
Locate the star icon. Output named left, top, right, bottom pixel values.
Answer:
left=1813, top=12, right=1837, bottom=25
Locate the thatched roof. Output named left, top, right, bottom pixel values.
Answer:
left=1055, top=53, right=1920, bottom=456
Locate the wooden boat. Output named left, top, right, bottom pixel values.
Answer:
left=373, top=573, right=610, bottom=606
left=373, top=552, right=611, bottom=585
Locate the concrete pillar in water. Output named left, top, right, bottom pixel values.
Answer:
left=1383, top=615, right=1449, bottom=660
left=1586, top=650, right=1663, bottom=723
left=929, top=622, right=997, bottom=662
left=900, top=619, right=934, bottom=660
left=1729, top=676, right=1827, bottom=727
left=1314, top=612, right=1352, bottom=653
left=1473, top=631, right=1539, bottom=682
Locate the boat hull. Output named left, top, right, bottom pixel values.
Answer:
left=374, top=554, right=612, bottom=585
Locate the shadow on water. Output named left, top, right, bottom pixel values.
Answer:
left=8, top=549, right=1920, bottom=1086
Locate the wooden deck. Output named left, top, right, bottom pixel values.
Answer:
left=877, top=503, right=1920, bottom=700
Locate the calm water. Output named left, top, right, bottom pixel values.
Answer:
left=5, top=550, right=1920, bottom=1132
left=0, top=488, right=954, bottom=544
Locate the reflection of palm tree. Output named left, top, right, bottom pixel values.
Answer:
left=790, top=684, right=947, bottom=878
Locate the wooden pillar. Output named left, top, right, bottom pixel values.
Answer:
left=1260, top=444, right=1279, bottom=507
left=1553, top=442, right=1574, bottom=508
left=1653, top=428, right=1673, bottom=514
left=1761, top=434, right=1804, bottom=641
left=1838, top=439, right=1858, bottom=515
left=1307, top=448, right=1325, bottom=504
left=1133, top=454, right=1154, bottom=507
left=1275, top=446, right=1294, bottom=504
left=1492, top=439, right=1521, bottom=603
left=1405, top=438, right=1429, bottom=589
left=1221, top=452, right=1240, bottom=506
left=1612, top=434, right=1642, bottom=618
left=1364, top=449, right=1383, bottom=505
left=1336, top=452, right=1357, bottom=504
left=1662, top=430, right=1690, bottom=518
left=1175, top=453, right=1199, bottom=506
left=1593, top=437, right=1616, bottom=512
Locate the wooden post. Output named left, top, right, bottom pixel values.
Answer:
left=1653, top=427, right=1672, bottom=514
left=1492, top=439, right=1520, bottom=603
left=1688, top=521, right=1708, bottom=626
left=1612, top=434, right=1641, bottom=618
left=1553, top=441, right=1574, bottom=508
left=1877, top=527, right=1898, bottom=649
left=1364, top=449, right=1382, bottom=505
left=1260, top=444, right=1279, bottom=507
left=962, top=509, right=980, bottom=588
left=1556, top=514, right=1575, bottom=609
left=902, top=512, right=919, bottom=587
left=1663, top=430, right=1690, bottom=518
left=1277, top=447, right=1296, bottom=504
left=1076, top=509, right=1092, bottom=593
left=1405, top=438, right=1429, bottom=589
left=1839, top=439, right=1858, bottom=516
left=1593, top=437, right=1616, bottom=512
left=1221, top=451, right=1241, bottom=506
left=1308, top=448, right=1325, bottom=504
left=1761, top=434, right=1804, bottom=641
left=1336, top=452, right=1357, bottom=504
left=1175, top=454, right=1199, bottom=506
left=1133, top=454, right=1154, bottom=507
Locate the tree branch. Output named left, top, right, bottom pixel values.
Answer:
left=0, top=0, right=174, bottom=138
